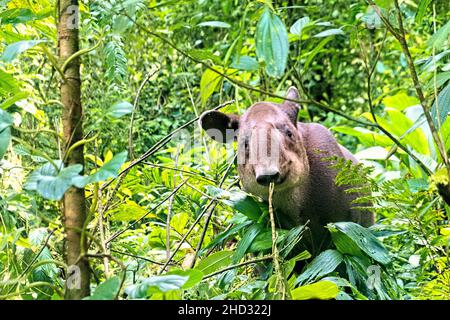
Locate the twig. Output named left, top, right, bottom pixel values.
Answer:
left=166, top=147, right=180, bottom=261
left=268, top=182, right=287, bottom=300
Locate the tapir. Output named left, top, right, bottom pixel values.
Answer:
left=200, top=87, right=374, bottom=254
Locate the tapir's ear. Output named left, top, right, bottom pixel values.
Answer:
left=199, top=110, right=240, bottom=143
left=281, top=86, right=300, bottom=124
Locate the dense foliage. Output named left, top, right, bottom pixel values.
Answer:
left=1, top=0, right=450, bottom=300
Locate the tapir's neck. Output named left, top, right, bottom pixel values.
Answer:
left=272, top=181, right=310, bottom=228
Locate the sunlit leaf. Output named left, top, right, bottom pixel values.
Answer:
left=195, top=251, right=234, bottom=275
left=1, top=40, right=48, bottom=62
left=255, top=8, right=289, bottom=78
left=291, top=280, right=339, bottom=300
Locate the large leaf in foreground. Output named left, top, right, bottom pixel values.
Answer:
left=72, top=151, right=127, bottom=187
left=195, top=251, right=234, bottom=275
left=24, top=161, right=83, bottom=201
left=84, top=276, right=121, bottom=300
left=295, top=249, right=343, bottom=285
left=255, top=8, right=289, bottom=78
left=328, top=222, right=391, bottom=265
left=125, top=275, right=188, bottom=299
left=291, top=280, right=339, bottom=300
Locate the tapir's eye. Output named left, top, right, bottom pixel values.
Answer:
left=285, top=129, right=293, bottom=138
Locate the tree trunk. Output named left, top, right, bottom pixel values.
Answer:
left=58, top=0, right=90, bottom=299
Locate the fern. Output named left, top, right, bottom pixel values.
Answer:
left=104, top=36, right=127, bottom=82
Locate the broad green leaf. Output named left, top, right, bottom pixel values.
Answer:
left=0, top=91, right=28, bottom=110
left=72, top=151, right=127, bottom=187
left=0, top=7, right=52, bottom=24
left=110, top=200, right=149, bottom=221
left=233, top=224, right=261, bottom=263
left=166, top=269, right=204, bottom=289
left=1, top=40, right=48, bottom=62
left=248, top=229, right=287, bottom=252
left=198, top=21, right=230, bottom=28
left=125, top=275, right=188, bottom=299
left=427, top=19, right=450, bottom=49
left=328, top=222, right=391, bottom=265
left=313, top=28, right=345, bottom=38
left=291, top=280, right=339, bottom=300
left=290, top=16, right=310, bottom=35
left=424, top=71, right=450, bottom=91
left=303, top=37, right=333, bottom=71
left=331, top=126, right=393, bottom=147
left=205, top=186, right=262, bottom=220
left=383, top=92, right=419, bottom=111
left=200, top=67, right=223, bottom=106
left=361, top=6, right=382, bottom=29
left=0, top=69, right=18, bottom=95
left=0, top=127, right=11, bottom=160
left=84, top=276, right=121, bottom=300
left=431, top=83, right=450, bottom=128
left=108, top=101, right=134, bottom=118
left=195, top=251, right=233, bottom=275
left=295, top=249, right=343, bottom=285
left=24, top=161, right=83, bottom=201
left=255, top=8, right=289, bottom=78
left=0, top=108, right=13, bottom=132
left=230, top=56, right=259, bottom=71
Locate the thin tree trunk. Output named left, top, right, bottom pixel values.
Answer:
left=58, top=0, right=90, bottom=299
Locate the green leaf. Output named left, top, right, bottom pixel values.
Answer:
left=383, top=92, right=419, bottom=111
left=72, top=151, right=127, bottom=187
left=291, top=280, right=339, bottom=300
left=24, top=161, right=83, bottom=201
left=0, top=109, right=13, bottom=134
left=198, top=21, right=230, bottom=28
left=255, top=8, right=289, bottom=78
left=110, top=200, right=148, bottom=221
left=205, top=186, right=262, bottom=220
left=290, top=16, right=310, bottom=35
left=200, top=67, right=223, bottom=106
left=188, top=49, right=222, bottom=65
left=328, top=222, right=391, bottom=265
left=0, top=69, right=18, bottom=95
left=361, top=6, right=382, bottom=29
left=233, top=224, right=261, bottom=263
left=107, top=101, right=134, bottom=118
left=295, top=249, right=343, bottom=285
left=1, top=40, right=48, bottom=62
left=415, top=0, right=432, bottom=24
left=125, top=275, right=188, bottom=298
left=195, top=251, right=233, bottom=275
left=431, top=83, right=450, bottom=128
left=313, top=28, right=345, bottom=38
left=84, top=276, right=121, bottom=300
left=230, top=56, right=259, bottom=71
left=166, top=269, right=204, bottom=289
left=0, top=127, right=11, bottom=160
left=427, top=19, right=450, bottom=49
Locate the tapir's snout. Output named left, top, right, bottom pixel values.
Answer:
left=255, top=168, right=281, bottom=186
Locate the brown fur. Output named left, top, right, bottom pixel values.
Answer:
left=200, top=87, right=374, bottom=254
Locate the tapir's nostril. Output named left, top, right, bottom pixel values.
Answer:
left=256, top=171, right=280, bottom=186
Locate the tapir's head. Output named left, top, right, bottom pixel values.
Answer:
left=200, top=87, right=310, bottom=197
